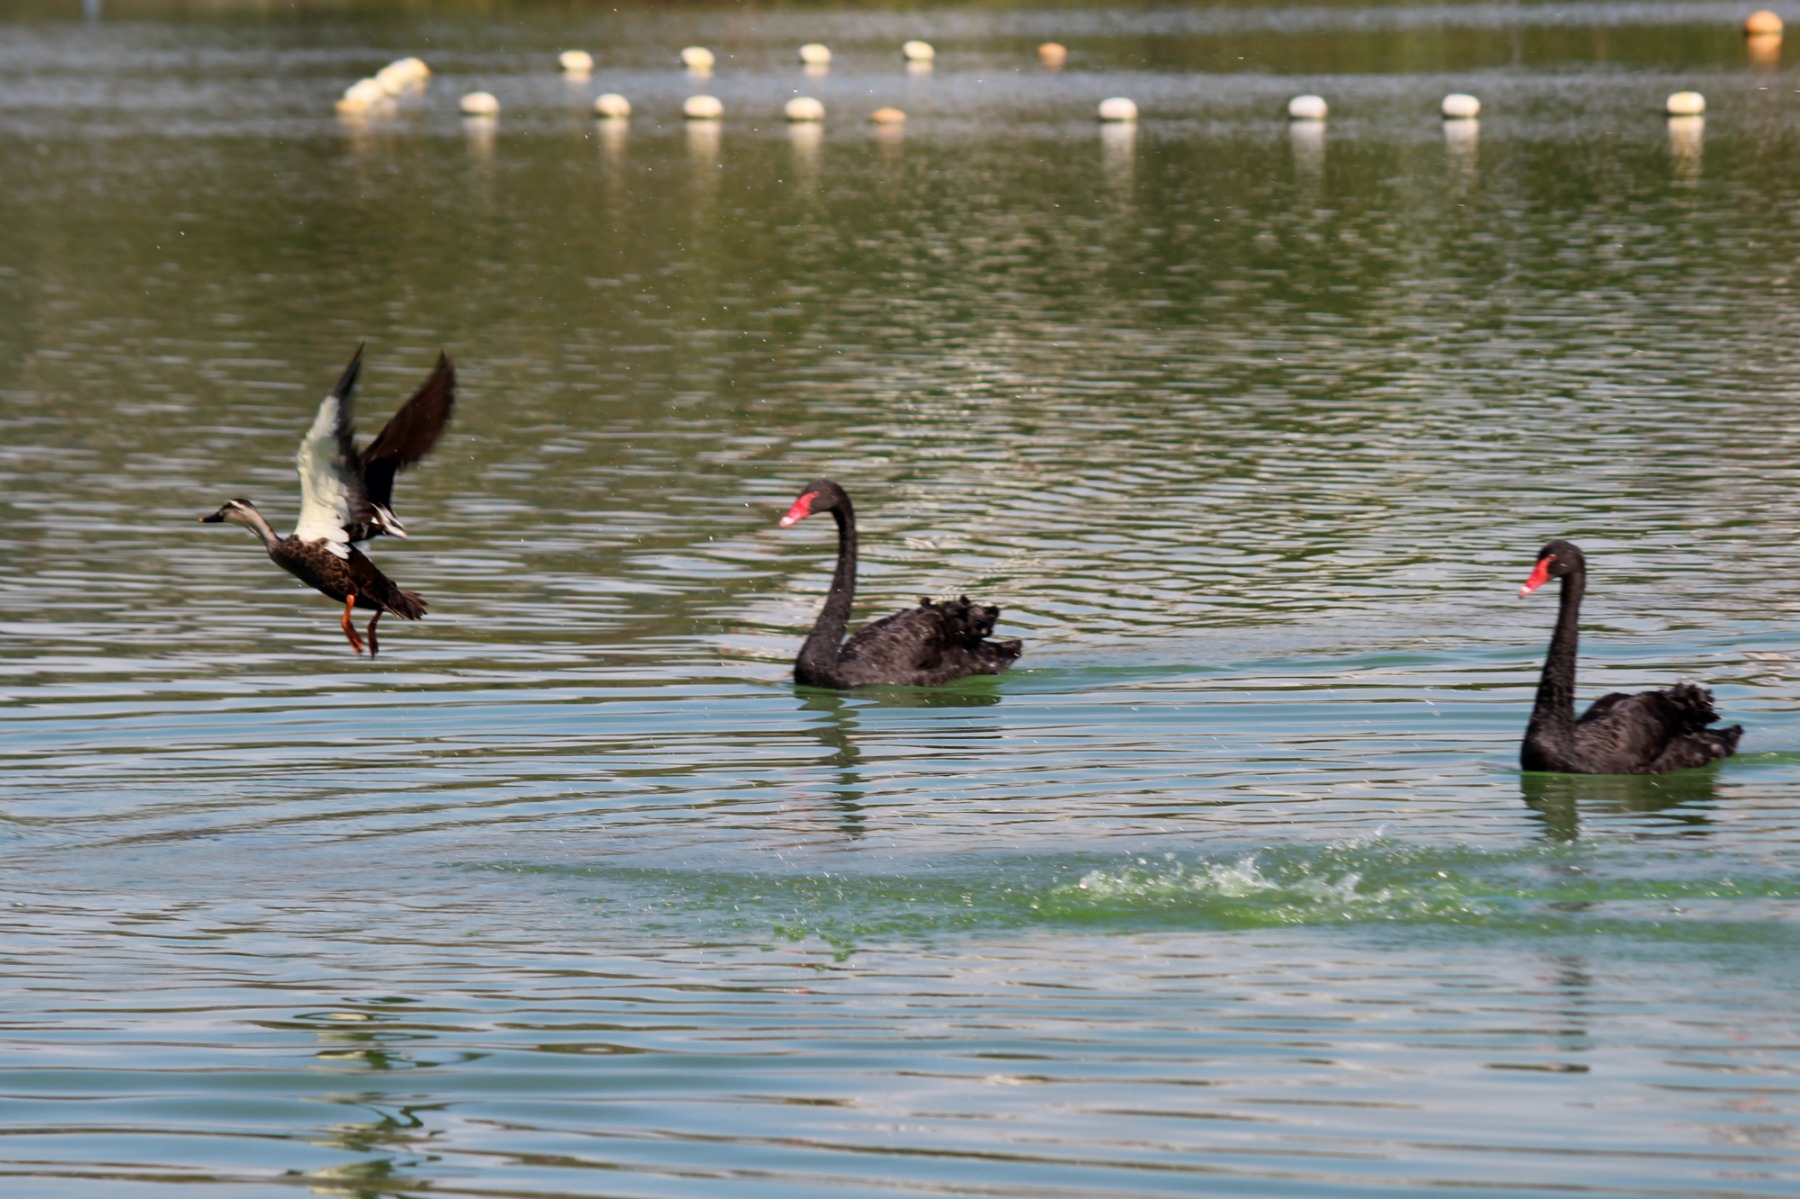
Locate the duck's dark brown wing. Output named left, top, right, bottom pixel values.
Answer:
left=353, top=352, right=455, bottom=539
left=347, top=546, right=427, bottom=620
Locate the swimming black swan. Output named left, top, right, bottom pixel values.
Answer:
left=778, top=479, right=1022, bottom=688
left=201, top=344, right=455, bottom=655
left=1517, top=540, right=1740, bottom=774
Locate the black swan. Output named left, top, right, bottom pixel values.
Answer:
left=1517, top=540, right=1740, bottom=774
left=201, top=344, right=455, bottom=655
left=778, top=479, right=1022, bottom=688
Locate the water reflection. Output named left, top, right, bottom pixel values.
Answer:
left=1520, top=770, right=1719, bottom=841
left=1667, top=115, right=1703, bottom=180
left=1289, top=119, right=1325, bottom=184
left=788, top=119, right=823, bottom=189
left=1444, top=117, right=1478, bottom=183
left=596, top=116, right=628, bottom=168
left=797, top=691, right=866, bottom=839
left=686, top=118, right=722, bottom=166
left=1747, top=32, right=1783, bottom=67
left=1099, top=120, right=1135, bottom=190
left=462, top=114, right=497, bottom=162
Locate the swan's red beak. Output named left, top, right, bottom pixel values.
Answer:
left=1519, top=555, right=1554, bottom=598
left=779, top=492, right=818, bottom=528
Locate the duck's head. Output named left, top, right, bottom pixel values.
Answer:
left=1519, top=539, right=1585, bottom=597
left=200, top=498, right=264, bottom=530
left=779, top=479, right=848, bottom=527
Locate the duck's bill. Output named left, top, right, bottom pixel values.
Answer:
left=199, top=512, right=225, bottom=523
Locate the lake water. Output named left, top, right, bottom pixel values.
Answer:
left=4, top=2, right=1800, bottom=1195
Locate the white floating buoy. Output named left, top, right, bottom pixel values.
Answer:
left=799, top=43, right=832, bottom=65
left=459, top=91, right=500, bottom=116
left=1441, top=93, right=1481, bottom=119
left=1288, top=94, right=1328, bottom=121
left=683, top=94, right=723, bottom=120
left=336, top=77, right=389, bottom=113
left=785, top=96, right=825, bottom=122
left=680, top=46, right=716, bottom=71
left=374, top=57, right=430, bottom=95
left=902, top=40, right=935, bottom=61
left=1097, top=97, right=1138, bottom=122
left=594, top=93, right=631, bottom=119
left=1665, top=90, right=1706, bottom=115
left=870, top=106, right=907, bottom=125
left=559, top=50, right=594, bottom=74
left=1038, top=42, right=1068, bottom=67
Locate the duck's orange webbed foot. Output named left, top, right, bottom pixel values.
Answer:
left=340, top=594, right=365, bottom=654
left=365, top=610, right=383, bottom=658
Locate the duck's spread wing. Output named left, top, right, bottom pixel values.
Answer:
left=360, top=352, right=454, bottom=518
left=291, top=347, right=369, bottom=559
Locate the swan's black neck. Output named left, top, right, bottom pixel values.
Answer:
left=1529, top=565, right=1585, bottom=738
left=795, top=497, right=857, bottom=684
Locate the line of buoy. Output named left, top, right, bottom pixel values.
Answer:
left=336, top=41, right=1732, bottom=132
left=449, top=87, right=1723, bottom=128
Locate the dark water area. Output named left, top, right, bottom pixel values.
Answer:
left=3, top=3, right=1800, bottom=1196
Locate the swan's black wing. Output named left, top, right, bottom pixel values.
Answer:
left=348, top=352, right=455, bottom=543
left=836, top=596, right=1020, bottom=687
left=1576, top=684, right=1740, bottom=773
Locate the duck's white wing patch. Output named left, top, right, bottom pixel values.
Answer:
left=292, top=394, right=355, bottom=559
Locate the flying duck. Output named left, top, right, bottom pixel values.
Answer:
left=201, top=344, right=454, bottom=655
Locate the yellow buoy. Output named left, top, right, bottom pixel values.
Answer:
left=1745, top=10, right=1784, bottom=35
left=871, top=106, right=907, bottom=124
left=594, top=93, right=631, bottom=119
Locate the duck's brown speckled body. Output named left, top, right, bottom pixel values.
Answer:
left=202, top=345, right=453, bottom=655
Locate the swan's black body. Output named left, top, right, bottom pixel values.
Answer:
left=201, top=345, right=453, bottom=655
left=779, top=479, right=1022, bottom=688
left=1518, top=540, right=1740, bottom=774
